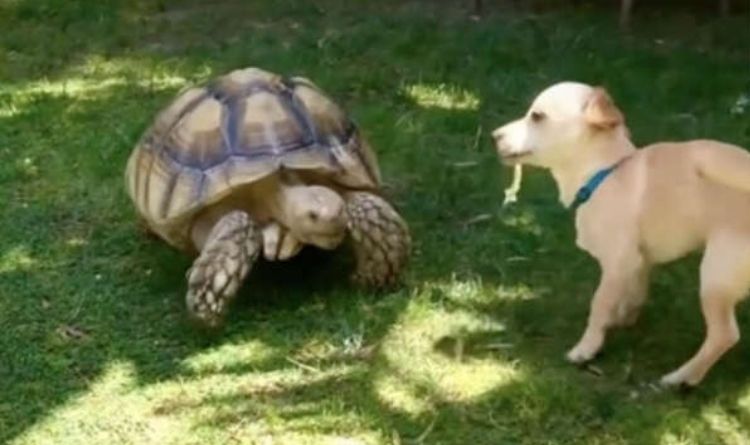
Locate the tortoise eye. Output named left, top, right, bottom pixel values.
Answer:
left=530, top=111, right=546, bottom=123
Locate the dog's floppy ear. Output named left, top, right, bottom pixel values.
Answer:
left=584, top=87, right=623, bottom=130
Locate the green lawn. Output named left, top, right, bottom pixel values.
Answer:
left=1, top=1, right=750, bottom=444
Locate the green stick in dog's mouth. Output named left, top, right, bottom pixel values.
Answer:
left=503, top=164, right=523, bottom=206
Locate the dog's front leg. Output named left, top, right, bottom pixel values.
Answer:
left=567, top=271, right=625, bottom=363
left=614, top=264, right=651, bottom=327
left=567, top=255, right=647, bottom=364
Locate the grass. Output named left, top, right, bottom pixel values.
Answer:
left=1, top=0, right=749, bottom=443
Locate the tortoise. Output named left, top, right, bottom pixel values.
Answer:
left=125, top=67, right=411, bottom=328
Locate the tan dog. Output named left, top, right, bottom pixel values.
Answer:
left=492, top=82, right=750, bottom=387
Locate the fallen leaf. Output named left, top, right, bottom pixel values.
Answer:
left=584, top=364, right=604, bottom=377
left=57, top=324, right=89, bottom=341
left=462, top=213, right=492, bottom=227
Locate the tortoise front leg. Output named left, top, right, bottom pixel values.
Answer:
left=186, top=210, right=261, bottom=328
left=345, top=192, right=411, bottom=288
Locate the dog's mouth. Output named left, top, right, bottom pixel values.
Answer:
left=499, top=149, right=533, bottom=165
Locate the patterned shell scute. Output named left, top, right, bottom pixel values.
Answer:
left=126, top=67, right=380, bottom=240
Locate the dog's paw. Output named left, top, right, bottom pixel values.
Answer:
left=566, top=344, right=597, bottom=364
left=659, top=371, right=682, bottom=387
left=659, top=370, right=699, bottom=390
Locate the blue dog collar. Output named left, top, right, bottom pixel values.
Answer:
left=570, top=156, right=630, bottom=211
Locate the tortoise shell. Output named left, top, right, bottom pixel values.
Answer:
left=125, top=67, right=381, bottom=249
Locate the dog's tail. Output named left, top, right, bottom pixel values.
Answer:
left=693, top=140, right=750, bottom=194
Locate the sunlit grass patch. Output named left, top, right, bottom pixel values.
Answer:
left=376, top=283, right=523, bottom=416
left=10, top=362, right=188, bottom=445
left=0, top=245, right=37, bottom=273
left=655, top=402, right=750, bottom=445
left=12, top=357, right=381, bottom=445
left=0, top=101, right=21, bottom=118
left=180, top=339, right=278, bottom=375
left=146, top=361, right=384, bottom=445
left=402, top=83, right=480, bottom=110
left=700, top=404, right=750, bottom=445
left=0, top=56, right=199, bottom=103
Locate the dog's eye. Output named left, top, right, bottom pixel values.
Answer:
left=530, top=111, right=546, bottom=123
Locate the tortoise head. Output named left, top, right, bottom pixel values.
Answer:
left=282, top=185, right=347, bottom=250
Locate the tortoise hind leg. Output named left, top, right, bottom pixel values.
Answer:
left=186, top=210, right=261, bottom=328
left=345, top=192, right=411, bottom=288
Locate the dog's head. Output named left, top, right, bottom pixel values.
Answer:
left=492, top=82, right=625, bottom=168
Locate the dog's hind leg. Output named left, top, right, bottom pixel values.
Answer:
left=661, top=232, right=750, bottom=387
left=695, top=141, right=750, bottom=194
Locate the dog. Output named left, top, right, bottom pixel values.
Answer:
left=492, top=82, right=750, bottom=387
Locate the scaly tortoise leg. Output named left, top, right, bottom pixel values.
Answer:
left=186, top=211, right=261, bottom=328
left=345, top=192, right=411, bottom=287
